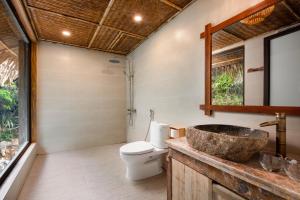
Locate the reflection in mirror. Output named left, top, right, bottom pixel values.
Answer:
left=266, top=27, right=300, bottom=106
left=212, top=46, right=244, bottom=105
left=211, top=0, right=300, bottom=106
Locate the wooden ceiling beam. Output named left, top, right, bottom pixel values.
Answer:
left=99, top=0, right=115, bottom=26
left=11, top=0, right=37, bottom=41
left=0, top=41, right=17, bottom=57
left=21, top=0, right=39, bottom=40
left=160, top=0, right=182, bottom=11
left=88, top=0, right=115, bottom=48
left=88, top=26, right=101, bottom=48
left=108, top=31, right=145, bottom=54
left=105, top=26, right=144, bottom=39
left=108, top=31, right=123, bottom=50
left=282, top=1, right=300, bottom=20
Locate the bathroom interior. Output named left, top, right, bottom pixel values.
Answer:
left=0, top=0, right=300, bottom=199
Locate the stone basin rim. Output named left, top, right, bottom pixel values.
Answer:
left=189, top=124, right=269, bottom=139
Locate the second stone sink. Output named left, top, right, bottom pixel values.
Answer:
left=186, top=124, right=269, bottom=162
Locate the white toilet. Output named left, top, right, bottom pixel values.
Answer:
left=120, top=122, right=169, bottom=180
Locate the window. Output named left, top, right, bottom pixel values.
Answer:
left=0, top=0, right=30, bottom=183
left=211, top=46, right=245, bottom=105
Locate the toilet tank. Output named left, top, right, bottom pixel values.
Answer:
left=150, top=121, right=170, bottom=149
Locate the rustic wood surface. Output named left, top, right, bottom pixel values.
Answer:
left=30, top=42, right=37, bottom=142
left=172, top=159, right=185, bottom=200
left=204, top=23, right=212, bottom=116
left=213, top=184, right=246, bottom=200
left=184, top=163, right=212, bottom=200
left=167, top=137, right=300, bottom=200
left=167, top=153, right=172, bottom=200
left=247, top=66, right=264, bottom=73
left=199, top=104, right=300, bottom=115
left=11, top=0, right=37, bottom=41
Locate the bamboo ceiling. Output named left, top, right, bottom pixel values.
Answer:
left=22, top=0, right=194, bottom=55
left=213, top=0, right=300, bottom=51
left=0, top=2, right=18, bottom=86
left=0, top=2, right=20, bottom=54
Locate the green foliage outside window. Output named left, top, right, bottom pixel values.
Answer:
left=212, top=66, right=243, bottom=105
left=0, top=82, right=18, bottom=142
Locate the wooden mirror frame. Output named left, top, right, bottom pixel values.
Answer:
left=199, top=0, right=300, bottom=116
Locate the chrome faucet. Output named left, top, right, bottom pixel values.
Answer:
left=260, top=113, right=286, bottom=157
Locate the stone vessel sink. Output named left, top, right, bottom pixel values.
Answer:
left=186, top=124, right=269, bottom=162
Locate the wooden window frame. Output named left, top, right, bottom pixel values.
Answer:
left=0, top=0, right=32, bottom=185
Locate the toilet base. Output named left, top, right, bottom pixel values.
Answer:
left=126, top=158, right=163, bottom=181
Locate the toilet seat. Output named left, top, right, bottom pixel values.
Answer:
left=120, top=141, right=154, bottom=155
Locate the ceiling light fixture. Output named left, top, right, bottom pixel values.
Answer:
left=240, top=5, right=275, bottom=25
left=133, top=15, right=142, bottom=23
left=62, top=30, right=71, bottom=37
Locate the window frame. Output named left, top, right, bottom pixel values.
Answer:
left=0, top=0, right=31, bottom=185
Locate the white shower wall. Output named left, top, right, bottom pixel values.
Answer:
left=37, top=42, right=127, bottom=154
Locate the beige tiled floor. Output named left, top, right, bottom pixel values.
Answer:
left=18, top=144, right=167, bottom=200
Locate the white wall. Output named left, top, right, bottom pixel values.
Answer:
left=244, top=35, right=265, bottom=105
left=37, top=42, right=126, bottom=154
left=128, top=0, right=300, bottom=154
left=270, top=30, right=300, bottom=106
left=240, top=30, right=280, bottom=105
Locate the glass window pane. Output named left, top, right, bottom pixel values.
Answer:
left=0, top=1, right=29, bottom=176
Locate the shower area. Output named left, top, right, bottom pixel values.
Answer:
left=125, top=59, right=136, bottom=126
left=36, top=42, right=130, bottom=153
left=109, top=57, right=136, bottom=126
left=104, top=58, right=136, bottom=126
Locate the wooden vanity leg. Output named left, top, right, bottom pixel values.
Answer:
left=167, top=151, right=172, bottom=200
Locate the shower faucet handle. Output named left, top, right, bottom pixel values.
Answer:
left=127, top=109, right=136, bottom=114
left=150, top=109, right=154, bottom=121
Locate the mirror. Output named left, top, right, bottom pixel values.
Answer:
left=211, top=0, right=300, bottom=107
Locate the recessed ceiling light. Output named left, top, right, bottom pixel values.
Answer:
left=62, top=30, right=71, bottom=37
left=133, top=15, right=142, bottom=23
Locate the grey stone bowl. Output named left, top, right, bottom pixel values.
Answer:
left=186, top=124, right=269, bottom=162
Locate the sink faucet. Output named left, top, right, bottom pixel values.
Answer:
left=259, top=113, right=286, bottom=157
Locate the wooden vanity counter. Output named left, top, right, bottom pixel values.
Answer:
left=166, top=137, right=300, bottom=200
